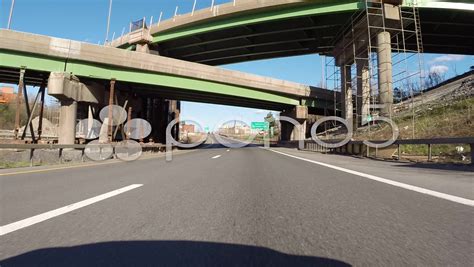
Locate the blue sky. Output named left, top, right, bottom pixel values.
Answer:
left=1, top=0, right=472, bottom=129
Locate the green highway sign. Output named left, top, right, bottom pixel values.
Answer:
left=251, top=122, right=269, bottom=130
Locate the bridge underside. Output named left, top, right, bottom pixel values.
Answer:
left=155, top=12, right=352, bottom=65
left=153, top=8, right=473, bottom=66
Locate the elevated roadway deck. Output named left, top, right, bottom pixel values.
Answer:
left=111, top=0, right=474, bottom=65
left=0, top=30, right=336, bottom=112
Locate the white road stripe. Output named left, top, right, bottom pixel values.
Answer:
left=212, top=155, right=222, bottom=159
left=226, top=149, right=230, bottom=152
left=0, top=184, right=143, bottom=236
left=265, top=148, right=474, bottom=207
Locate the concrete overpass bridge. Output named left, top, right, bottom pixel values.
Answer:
left=109, top=0, right=473, bottom=128
left=2, top=1, right=472, bottom=145
left=0, top=30, right=334, bottom=144
left=111, top=0, right=473, bottom=65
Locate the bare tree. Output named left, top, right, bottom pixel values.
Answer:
left=425, top=71, right=445, bottom=89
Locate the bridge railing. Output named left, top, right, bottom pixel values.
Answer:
left=283, top=137, right=474, bottom=165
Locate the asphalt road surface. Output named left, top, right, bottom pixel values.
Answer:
left=1, top=137, right=473, bottom=266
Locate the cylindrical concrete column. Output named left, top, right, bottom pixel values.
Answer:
left=58, top=100, right=77, bottom=144
left=357, top=59, right=371, bottom=126
left=341, top=64, right=353, bottom=121
left=377, top=31, right=393, bottom=117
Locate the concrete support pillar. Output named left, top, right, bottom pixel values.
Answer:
left=48, top=72, right=101, bottom=144
left=150, top=98, right=158, bottom=142
left=107, top=80, right=115, bottom=142
left=356, top=59, right=371, bottom=126
left=341, top=64, right=353, bottom=121
left=280, top=106, right=308, bottom=141
left=14, top=69, right=25, bottom=139
left=146, top=99, right=179, bottom=144
left=128, top=28, right=152, bottom=54
left=292, top=122, right=306, bottom=141
left=377, top=31, right=393, bottom=117
left=281, top=121, right=307, bottom=141
left=156, top=99, right=166, bottom=143
left=168, top=100, right=181, bottom=141
left=136, top=43, right=150, bottom=53
left=58, top=100, right=77, bottom=145
left=150, top=98, right=167, bottom=143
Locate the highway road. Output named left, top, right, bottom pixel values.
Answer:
left=0, top=137, right=473, bottom=266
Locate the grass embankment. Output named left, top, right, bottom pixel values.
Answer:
left=353, top=97, right=473, bottom=161
left=0, top=161, right=41, bottom=169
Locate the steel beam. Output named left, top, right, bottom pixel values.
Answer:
left=165, top=24, right=341, bottom=53
left=181, top=38, right=316, bottom=59
left=37, top=77, right=47, bottom=141
left=196, top=48, right=310, bottom=64
left=14, top=69, right=25, bottom=140
left=108, top=79, right=116, bottom=142
left=21, top=84, right=43, bottom=141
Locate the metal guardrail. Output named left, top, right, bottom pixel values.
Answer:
left=348, top=137, right=474, bottom=145
left=0, top=143, right=167, bottom=150
left=0, top=144, right=86, bottom=149
left=291, top=137, right=474, bottom=165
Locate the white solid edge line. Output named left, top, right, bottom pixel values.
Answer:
left=0, top=184, right=144, bottom=236
left=264, top=148, right=474, bottom=207
left=212, top=155, right=222, bottom=159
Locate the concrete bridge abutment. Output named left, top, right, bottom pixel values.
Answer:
left=280, top=105, right=308, bottom=141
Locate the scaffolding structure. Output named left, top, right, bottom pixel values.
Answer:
left=325, top=0, right=425, bottom=138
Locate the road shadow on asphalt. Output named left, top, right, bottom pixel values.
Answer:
left=0, top=240, right=351, bottom=266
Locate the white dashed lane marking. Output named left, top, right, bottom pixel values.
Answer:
left=0, top=184, right=144, bottom=236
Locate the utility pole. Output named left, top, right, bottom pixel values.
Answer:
left=7, top=0, right=16, bottom=29
left=192, top=0, right=197, bottom=15
left=105, top=0, right=113, bottom=45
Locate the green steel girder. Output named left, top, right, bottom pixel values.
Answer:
left=0, top=49, right=301, bottom=107
left=152, top=1, right=360, bottom=44
left=0, top=50, right=66, bottom=72
left=65, top=60, right=300, bottom=105
left=150, top=0, right=473, bottom=46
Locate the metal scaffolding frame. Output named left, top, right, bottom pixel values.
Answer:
left=326, top=0, right=424, bottom=138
